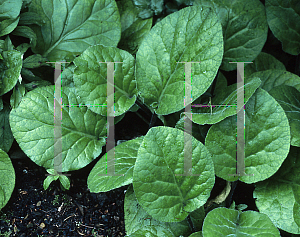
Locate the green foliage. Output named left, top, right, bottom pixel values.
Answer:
left=265, top=0, right=300, bottom=55
left=0, top=149, right=15, bottom=210
left=0, top=0, right=300, bottom=236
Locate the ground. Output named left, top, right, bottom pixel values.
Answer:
left=0, top=111, right=149, bottom=237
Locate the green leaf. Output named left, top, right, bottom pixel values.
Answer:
left=293, top=184, right=300, bottom=228
left=23, top=80, right=52, bottom=92
left=132, top=0, right=164, bottom=18
left=0, top=50, right=23, bottom=96
left=202, top=207, right=280, bottom=236
left=133, top=126, right=215, bottom=222
left=0, top=0, right=22, bottom=37
left=117, top=0, right=153, bottom=55
left=244, top=52, right=286, bottom=78
left=9, top=86, right=107, bottom=172
left=87, top=136, right=144, bottom=193
left=149, top=0, right=164, bottom=15
left=46, top=168, right=58, bottom=176
left=129, top=228, right=174, bottom=237
left=205, top=88, right=290, bottom=183
left=2, top=36, right=14, bottom=51
left=18, top=11, right=47, bottom=26
left=268, top=85, right=300, bottom=147
left=59, top=175, right=70, bottom=190
left=27, top=0, right=121, bottom=62
left=0, top=18, right=20, bottom=37
left=175, top=0, right=193, bottom=6
left=0, top=104, right=14, bottom=153
left=0, top=98, right=3, bottom=111
left=189, top=71, right=227, bottom=109
left=189, top=232, right=203, bottom=237
left=0, top=149, right=15, bottom=211
left=175, top=114, right=211, bottom=144
left=16, top=43, right=30, bottom=55
left=253, top=146, right=300, bottom=234
left=185, top=75, right=261, bottom=125
left=136, top=6, right=223, bottom=115
left=20, top=68, right=43, bottom=82
left=22, top=54, right=49, bottom=69
left=193, top=0, right=268, bottom=71
left=124, top=184, right=192, bottom=236
left=189, top=206, right=206, bottom=232
left=61, top=63, right=75, bottom=87
left=12, top=26, right=37, bottom=48
left=253, top=69, right=300, bottom=93
left=43, top=175, right=57, bottom=190
left=73, top=44, right=137, bottom=117
left=266, top=0, right=300, bottom=55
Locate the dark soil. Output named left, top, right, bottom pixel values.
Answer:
left=0, top=104, right=295, bottom=237
left=0, top=111, right=152, bottom=237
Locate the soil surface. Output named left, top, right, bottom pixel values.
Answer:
left=0, top=108, right=294, bottom=237
left=0, top=111, right=152, bottom=237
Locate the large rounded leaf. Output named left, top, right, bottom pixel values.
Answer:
left=294, top=185, right=300, bottom=229
left=0, top=0, right=22, bottom=37
left=194, top=0, right=268, bottom=71
left=266, top=0, right=300, bottom=55
left=9, top=86, right=107, bottom=172
left=117, top=0, right=153, bottom=55
left=0, top=149, right=15, bottom=210
left=269, top=85, right=300, bottom=147
left=0, top=50, right=23, bottom=96
left=124, top=184, right=192, bottom=237
left=202, top=207, right=280, bottom=236
left=253, top=69, right=300, bottom=93
left=27, top=0, right=121, bottom=62
left=253, top=146, right=300, bottom=234
left=244, top=52, right=286, bottom=78
left=73, top=44, right=137, bottom=117
left=133, top=126, right=215, bottom=222
left=88, top=136, right=144, bottom=193
left=205, top=88, right=290, bottom=183
left=136, top=6, right=223, bottom=115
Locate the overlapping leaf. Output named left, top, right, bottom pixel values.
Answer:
left=9, top=86, right=107, bottom=172
left=117, top=0, right=153, bottom=54
left=124, top=184, right=192, bottom=236
left=184, top=75, right=261, bottom=125
left=193, top=0, right=268, bottom=71
left=202, top=207, right=280, bottom=236
left=0, top=50, right=23, bottom=96
left=269, top=85, right=300, bottom=147
left=0, top=0, right=22, bottom=36
left=253, top=69, right=300, bottom=93
left=205, top=88, right=290, bottom=183
left=0, top=149, right=15, bottom=211
left=266, top=0, right=300, bottom=55
left=253, top=146, right=300, bottom=234
left=88, top=136, right=144, bottom=193
left=133, top=126, right=215, bottom=222
left=0, top=105, right=13, bottom=153
left=244, top=52, right=286, bottom=78
left=27, top=0, right=121, bottom=62
left=73, top=44, right=137, bottom=117
left=136, top=6, right=223, bottom=115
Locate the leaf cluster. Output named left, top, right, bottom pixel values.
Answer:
left=0, top=0, right=300, bottom=236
